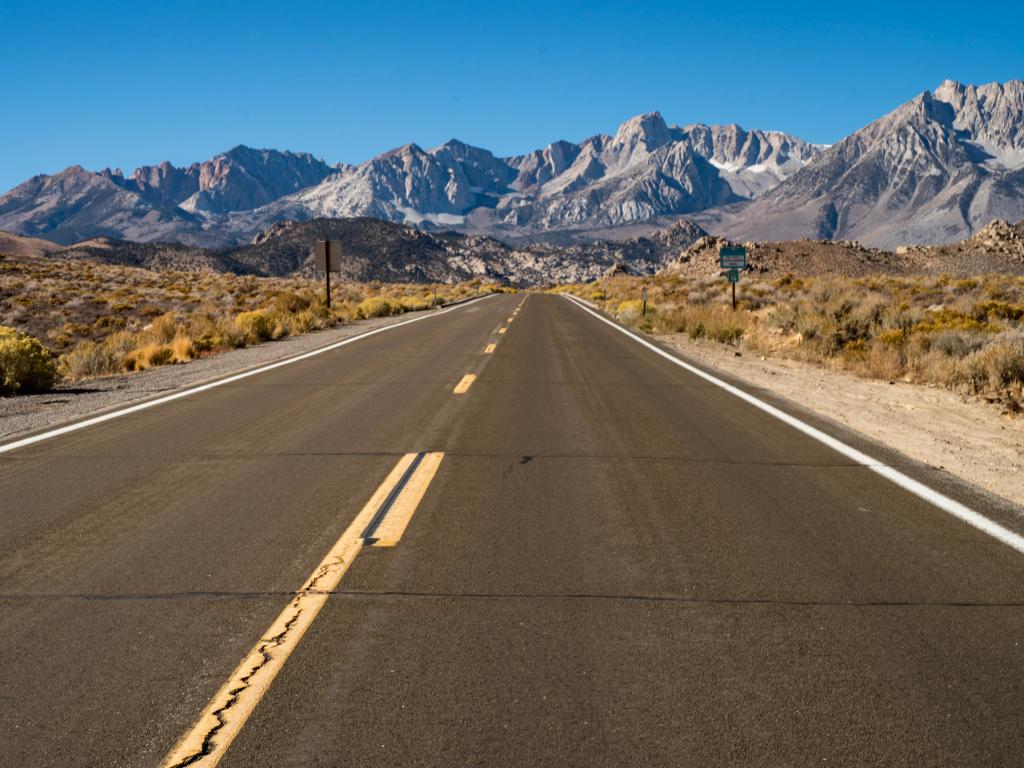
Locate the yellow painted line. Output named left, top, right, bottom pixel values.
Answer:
left=160, top=453, right=428, bottom=768
left=484, top=343, right=496, bottom=354
left=453, top=373, right=477, bottom=394
left=498, top=327, right=507, bottom=334
left=368, top=452, right=444, bottom=546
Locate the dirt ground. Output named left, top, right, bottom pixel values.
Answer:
left=663, top=333, right=1024, bottom=507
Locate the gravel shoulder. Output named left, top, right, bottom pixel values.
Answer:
left=0, top=308, right=446, bottom=442
left=662, top=333, right=1024, bottom=507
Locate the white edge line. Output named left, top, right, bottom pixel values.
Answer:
left=0, top=295, right=497, bottom=456
left=568, top=293, right=598, bottom=309
left=561, top=293, right=1024, bottom=557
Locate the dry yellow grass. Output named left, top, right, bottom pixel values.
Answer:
left=558, top=272, right=1024, bottom=413
left=0, top=252, right=509, bottom=387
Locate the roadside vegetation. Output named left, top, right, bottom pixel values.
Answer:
left=557, top=273, right=1024, bottom=414
left=0, top=253, right=506, bottom=393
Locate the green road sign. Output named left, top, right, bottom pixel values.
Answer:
left=719, top=246, right=747, bottom=269
left=726, top=268, right=740, bottom=284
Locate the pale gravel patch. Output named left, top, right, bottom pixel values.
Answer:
left=0, top=310, right=441, bottom=442
left=662, top=333, right=1024, bottom=508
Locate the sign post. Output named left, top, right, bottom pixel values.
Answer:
left=641, top=287, right=648, bottom=317
left=719, top=246, right=747, bottom=311
left=314, top=240, right=342, bottom=309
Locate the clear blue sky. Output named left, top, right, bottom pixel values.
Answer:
left=2, top=0, right=1022, bottom=191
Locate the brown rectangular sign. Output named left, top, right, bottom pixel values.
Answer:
left=314, top=240, right=341, bottom=272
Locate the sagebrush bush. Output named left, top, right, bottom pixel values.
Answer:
left=356, top=297, right=395, bottom=319
left=616, top=299, right=647, bottom=324
left=560, top=271, right=1024, bottom=414
left=398, top=296, right=431, bottom=312
left=235, top=310, right=275, bottom=343
left=1, top=253, right=491, bottom=386
left=0, top=326, right=58, bottom=395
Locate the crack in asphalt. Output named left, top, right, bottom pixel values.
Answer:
left=163, top=546, right=359, bottom=767
left=167, top=600, right=305, bottom=767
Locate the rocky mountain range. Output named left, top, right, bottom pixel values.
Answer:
left=1, top=80, right=1022, bottom=250
left=0, top=116, right=818, bottom=247
left=698, top=80, right=1024, bottom=248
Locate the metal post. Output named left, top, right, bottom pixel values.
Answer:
left=642, top=287, right=648, bottom=317
left=325, top=263, right=332, bottom=310
left=732, top=281, right=736, bottom=311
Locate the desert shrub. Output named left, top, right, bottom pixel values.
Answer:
left=861, top=344, right=904, bottom=379
left=775, top=274, right=805, bottom=293
left=235, top=310, right=275, bottom=343
left=959, top=334, right=1024, bottom=390
left=398, top=296, right=431, bottom=312
left=188, top=310, right=238, bottom=351
left=269, top=318, right=289, bottom=340
left=912, top=308, right=995, bottom=335
left=356, top=297, right=395, bottom=319
left=0, top=326, right=58, bottom=395
left=93, top=315, right=126, bottom=332
left=974, top=300, right=1024, bottom=322
left=272, top=291, right=312, bottom=315
left=60, top=339, right=122, bottom=380
left=616, top=299, right=646, bottom=324
left=145, top=313, right=179, bottom=344
left=826, top=314, right=874, bottom=354
left=286, top=304, right=334, bottom=333
left=171, top=334, right=194, bottom=363
left=929, top=330, right=987, bottom=359
left=654, top=305, right=748, bottom=344
left=767, top=301, right=803, bottom=334
left=129, top=343, right=173, bottom=371
left=877, top=329, right=906, bottom=347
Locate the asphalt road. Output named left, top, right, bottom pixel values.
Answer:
left=3, top=293, right=1024, bottom=767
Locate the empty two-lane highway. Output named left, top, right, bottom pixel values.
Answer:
left=3, top=293, right=1024, bottom=767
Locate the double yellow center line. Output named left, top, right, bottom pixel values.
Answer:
left=161, top=452, right=444, bottom=768
left=166, top=296, right=528, bottom=764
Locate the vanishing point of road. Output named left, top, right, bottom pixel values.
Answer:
left=2, top=293, right=1024, bottom=766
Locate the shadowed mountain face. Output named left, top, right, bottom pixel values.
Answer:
left=0, top=116, right=817, bottom=247
left=699, top=80, right=1024, bottom=248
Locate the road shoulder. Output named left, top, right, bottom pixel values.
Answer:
left=660, top=332, right=1024, bottom=509
left=0, top=308, right=445, bottom=443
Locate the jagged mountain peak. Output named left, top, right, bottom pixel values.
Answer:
left=433, top=138, right=471, bottom=151
left=612, top=111, right=672, bottom=151
left=930, top=79, right=1024, bottom=166
left=377, top=142, right=427, bottom=159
